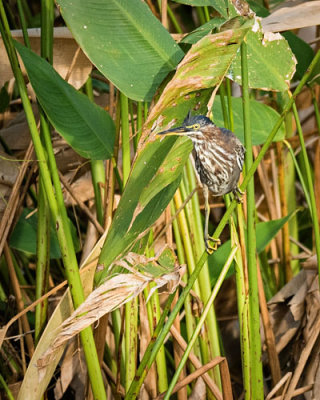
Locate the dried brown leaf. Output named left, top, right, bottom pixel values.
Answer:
left=38, top=251, right=183, bottom=367
left=261, top=1, right=320, bottom=33
left=0, top=27, right=92, bottom=89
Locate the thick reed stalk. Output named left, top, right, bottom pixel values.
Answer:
left=241, top=41, right=264, bottom=399
left=0, top=5, right=107, bottom=398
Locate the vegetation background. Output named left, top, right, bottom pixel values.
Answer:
left=0, top=0, right=320, bottom=399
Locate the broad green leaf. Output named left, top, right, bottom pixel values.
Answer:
left=144, top=18, right=253, bottom=133
left=172, top=0, right=229, bottom=19
left=209, top=213, right=295, bottom=285
left=228, top=28, right=296, bottom=91
left=96, top=136, right=193, bottom=284
left=181, top=18, right=226, bottom=44
left=10, top=208, right=80, bottom=258
left=15, top=41, right=115, bottom=160
left=256, top=212, right=295, bottom=254
left=56, top=0, right=184, bottom=101
left=282, top=32, right=314, bottom=81
left=212, top=95, right=285, bottom=144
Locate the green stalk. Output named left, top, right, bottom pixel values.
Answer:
left=35, top=0, right=53, bottom=347
left=218, top=82, right=229, bottom=129
left=226, top=79, right=234, bottom=131
left=163, top=246, right=238, bottom=400
left=125, top=49, right=320, bottom=400
left=0, top=6, right=107, bottom=399
left=283, top=140, right=312, bottom=211
left=34, top=182, right=50, bottom=345
left=292, top=102, right=320, bottom=285
left=0, top=373, right=14, bottom=400
left=17, top=0, right=30, bottom=48
left=135, top=101, right=143, bottom=150
left=167, top=4, right=183, bottom=33
left=120, top=92, right=138, bottom=390
left=120, top=93, right=131, bottom=184
left=232, top=210, right=251, bottom=393
left=183, top=163, right=222, bottom=386
left=144, top=233, right=168, bottom=392
left=241, top=41, right=263, bottom=399
left=171, top=201, right=201, bottom=361
left=85, top=77, right=105, bottom=225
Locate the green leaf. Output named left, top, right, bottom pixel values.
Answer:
left=228, top=28, right=296, bottom=91
left=56, top=0, right=184, bottom=102
left=10, top=208, right=80, bottom=258
left=14, top=41, right=115, bottom=160
left=181, top=18, right=226, bottom=44
left=144, top=17, right=253, bottom=132
left=172, top=0, right=229, bottom=19
left=256, top=212, right=295, bottom=254
left=209, top=213, right=295, bottom=285
left=282, top=32, right=314, bottom=81
left=96, top=136, right=193, bottom=285
left=212, top=95, right=285, bottom=144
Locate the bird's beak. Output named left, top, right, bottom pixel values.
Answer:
left=156, top=126, right=190, bottom=136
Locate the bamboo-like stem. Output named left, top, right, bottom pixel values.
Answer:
left=0, top=373, right=14, bottom=400
left=16, top=0, right=30, bottom=48
left=163, top=246, right=238, bottom=400
left=34, top=183, right=50, bottom=345
left=35, top=0, right=53, bottom=347
left=120, top=93, right=131, bottom=184
left=183, top=163, right=222, bottom=386
left=171, top=202, right=201, bottom=361
left=0, top=5, right=107, bottom=398
left=292, top=101, right=320, bottom=287
left=143, top=234, right=169, bottom=394
left=120, top=92, right=138, bottom=391
left=85, top=77, right=105, bottom=225
left=125, top=49, right=320, bottom=400
left=241, top=41, right=263, bottom=399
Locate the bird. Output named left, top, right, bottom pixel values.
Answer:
left=157, top=111, right=245, bottom=253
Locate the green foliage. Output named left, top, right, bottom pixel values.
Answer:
left=229, top=29, right=296, bottom=91
left=283, top=32, right=314, bottom=81
left=212, top=95, right=285, bottom=144
left=15, top=41, right=115, bottom=160
left=172, top=0, right=229, bottom=19
left=209, top=213, right=295, bottom=285
left=10, top=208, right=80, bottom=258
left=56, top=0, right=184, bottom=101
left=96, top=136, right=193, bottom=284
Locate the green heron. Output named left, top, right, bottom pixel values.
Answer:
left=158, top=112, right=245, bottom=253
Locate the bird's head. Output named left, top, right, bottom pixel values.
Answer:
left=157, top=112, right=215, bottom=141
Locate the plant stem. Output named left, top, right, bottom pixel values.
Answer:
left=16, top=0, right=30, bottom=48
left=163, top=246, right=238, bottom=400
left=292, top=102, right=320, bottom=287
left=85, top=77, right=106, bottom=225
left=241, top=41, right=263, bottom=399
left=125, top=49, right=320, bottom=400
left=0, top=5, right=107, bottom=398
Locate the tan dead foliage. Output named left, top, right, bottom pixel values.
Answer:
left=38, top=250, right=184, bottom=367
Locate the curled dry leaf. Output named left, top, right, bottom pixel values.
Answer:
left=0, top=27, right=92, bottom=89
left=38, top=249, right=184, bottom=367
left=261, top=1, right=320, bottom=33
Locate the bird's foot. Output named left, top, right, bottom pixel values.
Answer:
left=205, top=236, right=221, bottom=255
left=233, top=187, right=244, bottom=204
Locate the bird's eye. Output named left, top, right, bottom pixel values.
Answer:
left=193, top=123, right=200, bottom=130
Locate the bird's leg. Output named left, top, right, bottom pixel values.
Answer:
left=203, top=185, right=220, bottom=254
left=232, top=187, right=244, bottom=204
